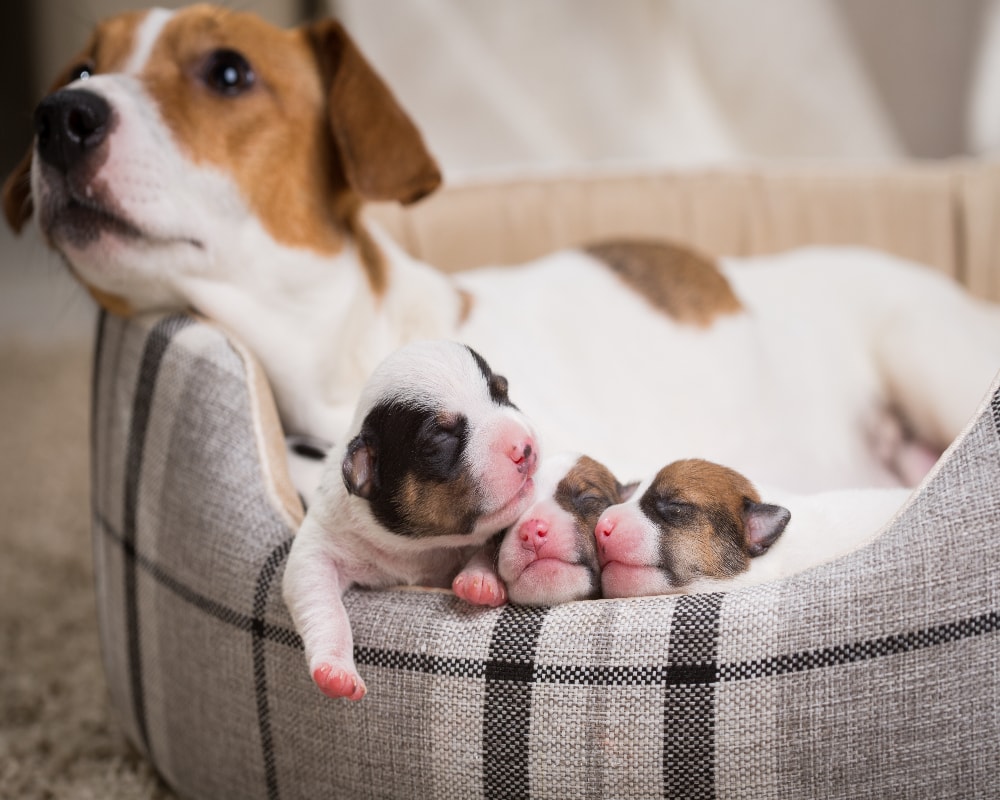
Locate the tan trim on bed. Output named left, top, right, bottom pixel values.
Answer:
left=193, top=313, right=305, bottom=529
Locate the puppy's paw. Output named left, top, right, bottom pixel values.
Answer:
left=312, top=662, right=366, bottom=701
left=453, top=569, right=508, bottom=607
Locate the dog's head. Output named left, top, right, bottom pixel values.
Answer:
left=497, top=453, right=634, bottom=606
left=2, top=4, right=440, bottom=314
left=340, top=341, right=539, bottom=545
left=596, top=458, right=790, bottom=598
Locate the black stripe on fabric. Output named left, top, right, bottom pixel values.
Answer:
left=252, top=538, right=295, bottom=800
left=720, top=610, right=1000, bottom=681
left=991, top=386, right=1000, bottom=436
left=663, top=593, right=723, bottom=800
left=483, top=604, right=548, bottom=800
left=89, top=310, right=107, bottom=515
left=122, top=314, right=193, bottom=755
left=354, top=646, right=484, bottom=679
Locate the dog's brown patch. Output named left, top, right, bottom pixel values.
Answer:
left=308, top=19, right=442, bottom=206
left=641, top=459, right=760, bottom=584
left=584, top=239, right=742, bottom=326
left=345, top=212, right=387, bottom=296
left=553, top=455, right=627, bottom=582
left=397, top=472, right=480, bottom=539
left=141, top=7, right=346, bottom=258
left=136, top=8, right=438, bottom=275
left=555, top=456, right=626, bottom=532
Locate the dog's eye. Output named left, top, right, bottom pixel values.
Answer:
left=573, top=491, right=608, bottom=517
left=654, top=500, right=693, bottom=522
left=67, top=61, right=94, bottom=84
left=202, top=49, right=256, bottom=96
left=419, top=415, right=466, bottom=479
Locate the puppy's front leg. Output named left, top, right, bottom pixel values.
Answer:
left=282, top=529, right=365, bottom=700
left=452, top=534, right=507, bottom=607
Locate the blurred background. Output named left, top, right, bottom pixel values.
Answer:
left=3, top=0, right=1000, bottom=343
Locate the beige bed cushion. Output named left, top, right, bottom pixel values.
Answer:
left=370, top=160, right=1000, bottom=302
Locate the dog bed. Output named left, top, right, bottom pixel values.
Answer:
left=90, top=165, right=1000, bottom=800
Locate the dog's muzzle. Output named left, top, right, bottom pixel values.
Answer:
left=34, top=89, right=112, bottom=174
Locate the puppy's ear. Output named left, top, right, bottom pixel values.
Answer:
left=3, top=142, right=34, bottom=233
left=619, top=480, right=641, bottom=503
left=306, top=19, right=441, bottom=206
left=342, top=434, right=377, bottom=498
left=742, top=501, right=790, bottom=557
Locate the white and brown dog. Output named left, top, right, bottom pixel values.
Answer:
left=5, top=5, right=1000, bottom=497
left=282, top=339, right=538, bottom=700
left=596, top=458, right=911, bottom=597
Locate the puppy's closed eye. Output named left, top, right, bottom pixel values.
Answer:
left=653, top=499, right=694, bottom=523
left=417, top=415, right=467, bottom=479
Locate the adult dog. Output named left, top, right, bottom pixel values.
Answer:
left=5, top=4, right=999, bottom=493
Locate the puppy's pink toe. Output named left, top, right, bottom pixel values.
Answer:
left=453, top=571, right=507, bottom=607
left=312, top=663, right=366, bottom=701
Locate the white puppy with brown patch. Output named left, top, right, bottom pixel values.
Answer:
left=282, top=340, right=538, bottom=700
left=5, top=5, right=1000, bottom=496
left=596, top=459, right=910, bottom=597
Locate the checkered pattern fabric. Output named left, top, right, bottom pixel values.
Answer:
left=91, top=311, right=1000, bottom=800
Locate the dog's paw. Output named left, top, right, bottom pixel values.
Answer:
left=312, top=662, right=366, bottom=701
left=453, top=569, right=508, bottom=607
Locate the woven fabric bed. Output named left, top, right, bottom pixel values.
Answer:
left=90, top=164, right=1000, bottom=800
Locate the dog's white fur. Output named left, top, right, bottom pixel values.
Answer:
left=9, top=6, right=1000, bottom=499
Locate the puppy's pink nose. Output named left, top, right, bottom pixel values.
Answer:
left=519, top=518, right=548, bottom=549
left=510, top=440, right=536, bottom=474
left=596, top=517, right=615, bottom=538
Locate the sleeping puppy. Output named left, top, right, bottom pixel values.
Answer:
left=282, top=340, right=538, bottom=700
left=596, top=458, right=910, bottom=597
left=454, top=453, right=634, bottom=607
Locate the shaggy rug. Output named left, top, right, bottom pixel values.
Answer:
left=0, top=341, right=178, bottom=800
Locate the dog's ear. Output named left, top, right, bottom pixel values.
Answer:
left=3, top=148, right=34, bottom=233
left=306, top=19, right=441, bottom=206
left=619, top=480, right=640, bottom=503
left=742, top=500, right=790, bottom=557
left=342, top=434, right=378, bottom=499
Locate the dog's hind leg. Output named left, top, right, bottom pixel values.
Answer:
left=875, top=285, right=1000, bottom=451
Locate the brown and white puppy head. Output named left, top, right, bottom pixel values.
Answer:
left=340, top=341, right=539, bottom=549
left=497, top=453, right=634, bottom=607
left=2, top=5, right=440, bottom=314
left=596, top=459, right=790, bottom=598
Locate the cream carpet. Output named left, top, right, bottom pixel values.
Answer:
left=0, top=341, right=178, bottom=798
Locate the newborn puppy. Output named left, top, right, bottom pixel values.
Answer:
left=282, top=340, right=539, bottom=700
left=455, top=453, right=633, bottom=607
left=596, top=459, right=790, bottom=598
left=597, top=458, right=910, bottom=597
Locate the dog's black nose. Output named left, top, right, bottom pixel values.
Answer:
left=34, top=89, right=112, bottom=173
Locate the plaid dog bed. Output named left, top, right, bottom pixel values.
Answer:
left=91, top=311, right=1000, bottom=800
